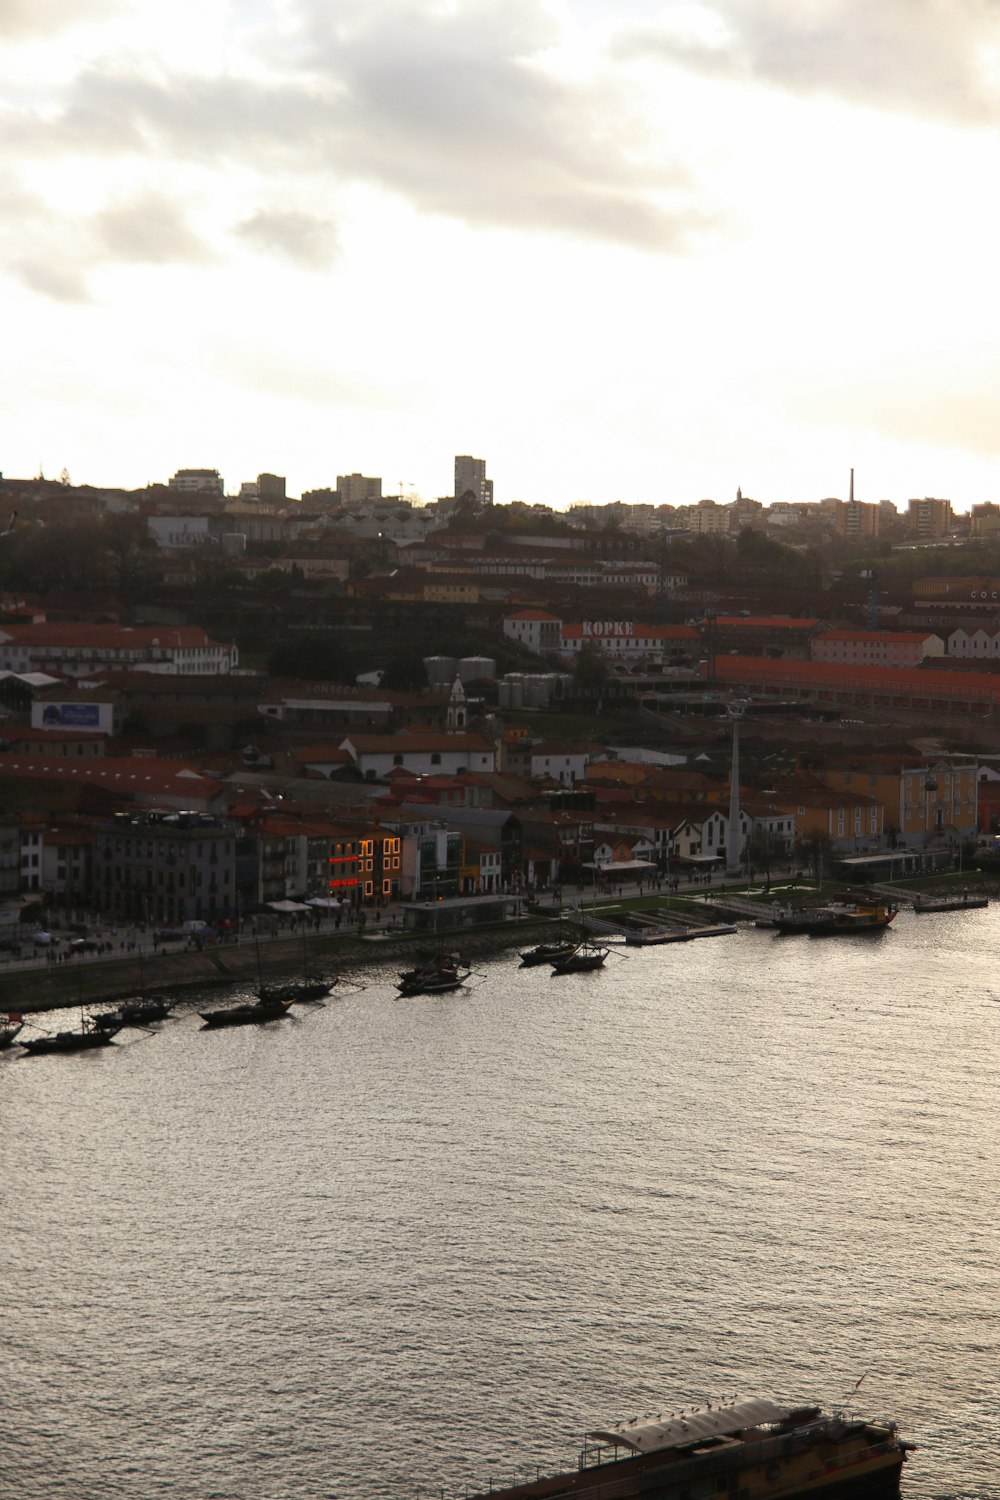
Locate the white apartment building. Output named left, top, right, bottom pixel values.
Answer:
left=454, top=455, right=492, bottom=505
left=502, top=610, right=563, bottom=655
left=811, top=630, right=944, bottom=668
left=168, top=468, right=224, bottom=494
left=337, top=473, right=382, bottom=504
left=0, top=625, right=237, bottom=676
left=947, top=628, right=1000, bottom=659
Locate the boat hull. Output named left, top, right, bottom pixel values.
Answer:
left=462, top=1407, right=910, bottom=1500
left=519, top=944, right=578, bottom=967
left=199, top=1002, right=293, bottom=1028
left=260, top=977, right=335, bottom=1004
left=95, top=1002, right=172, bottom=1030
left=21, top=1030, right=118, bottom=1054
left=774, top=901, right=897, bottom=936
left=396, top=976, right=467, bottom=997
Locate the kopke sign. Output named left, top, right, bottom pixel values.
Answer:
left=582, top=621, right=634, bottom=638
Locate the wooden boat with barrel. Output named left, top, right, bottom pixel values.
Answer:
left=396, top=950, right=470, bottom=997
left=549, top=939, right=609, bottom=974
left=459, top=1396, right=913, bottom=1499
left=95, top=998, right=173, bottom=1030
left=199, top=994, right=295, bottom=1028
left=519, top=938, right=579, bottom=968
left=20, top=1010, right=120, bottom=1055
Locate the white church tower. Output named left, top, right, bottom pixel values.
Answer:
left=447, top=675, right=467, bottom=733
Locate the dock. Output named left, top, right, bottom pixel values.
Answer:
left=583, top=907, right=737, bottom=944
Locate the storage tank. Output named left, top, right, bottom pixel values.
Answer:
left=500, top=675, right=524, bottom=709
left=458, top=656, right=496, bottom=683
left=423, top=655, right=458, bottom=688
left=524, top=675, right=552, bottom=708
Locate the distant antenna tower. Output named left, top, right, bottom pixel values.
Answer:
left=849, top=467, right=854, bottom=503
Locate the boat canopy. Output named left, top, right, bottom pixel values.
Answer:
left=588, top=1399, right=791, bottom=1455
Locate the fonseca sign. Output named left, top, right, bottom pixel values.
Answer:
left=581, top=621, right=634, bottom=637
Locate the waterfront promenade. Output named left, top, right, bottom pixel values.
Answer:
left=0, top=870, right=725, bottom=1010
left=0, top=862, right=972, bottom=1012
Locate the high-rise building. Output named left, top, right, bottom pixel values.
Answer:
left=834, top=500, right=879, bottom=539
left=907, top=497, right=953, bottom=540
left=337, top=473, right=382, bottom=504
left=238, top=473, right=286, bottom=503
left=454, top=455, right=493, bottom=505
left=257, top=473, right=286, bottom=502
left=169, top=468, right=224, bottom=495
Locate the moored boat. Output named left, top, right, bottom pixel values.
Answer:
left=550, top=940, right=609, bottom=974
left=773, top=895, right=897, bottom=935
left=94, top=998, right=173, bottom=1030
left=459, top=1396, right=913, bottom=1499
left=519, top=939, right=579, bottom=967
left=20, top=1011, right=120, bottom=1055
left=0, top=1011, right=24, bottom=1048
left=259, top=974, right=336, bottom=1004
left=258, top=929, right=338, bottom=1004
left=396, top=950, right=470, bottom=997
left=199, top=995, right=295, bottom=1028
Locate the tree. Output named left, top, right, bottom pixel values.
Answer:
left=794, top=829, right=833, bottom=881
left=380, top=650, right=428, bottom=690
left=101, top=513, right=157, bottom=594
left=570, top=642, right=610, bottom=711
left=744, top=829, right=788, bottom=881
left=268, top=634, right=354, bottom=681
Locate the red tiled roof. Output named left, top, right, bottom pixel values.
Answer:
left=711, top=655, right=1000, bottom=700
left=713, top=616, right=820, bottom=629
left=0, top=754, right=223, bottom=793
left=0, top=624, right=221, bottom=648
left=815, top=629, right=935, bottom=644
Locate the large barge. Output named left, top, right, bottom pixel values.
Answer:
left=463, top=1398, right=912, bottom=1499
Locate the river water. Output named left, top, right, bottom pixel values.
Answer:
left=3, top=908, right=999, bottom=1500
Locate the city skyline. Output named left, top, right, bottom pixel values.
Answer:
left=4, top=2, right=1000, bottom=511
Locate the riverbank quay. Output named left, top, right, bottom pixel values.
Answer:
left=0, top=918, right=572, bottom=1013
left=6, top=865, right=996, bottom=1014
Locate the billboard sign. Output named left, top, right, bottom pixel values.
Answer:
left=42, top=703, right=101, bottom=728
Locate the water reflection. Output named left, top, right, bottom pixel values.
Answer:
left=4, top=910, right=1000, bottom=1497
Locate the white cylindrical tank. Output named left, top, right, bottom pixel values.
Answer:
left=458, top=656, right=496, bottom=683
left=424, top=656, right=458, bottom=688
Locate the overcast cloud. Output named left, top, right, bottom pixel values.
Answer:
left=4, top=0, right=1000, bottom=502
left=236, top=208, right=340, bottom=270
left=0, top=0, right=714, bottom=296
left=0, top=0, right=123, bottom=40
left=617, top=0, right=1000, bottom=127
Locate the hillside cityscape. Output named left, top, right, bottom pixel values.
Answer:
left=2, top=453, right=1000, bottom=934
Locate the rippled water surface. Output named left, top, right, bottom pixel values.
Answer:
left=4, top=910, right=1000, bottom=1499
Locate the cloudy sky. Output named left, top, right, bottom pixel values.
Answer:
left=4, top=0, right=1000, bottom=509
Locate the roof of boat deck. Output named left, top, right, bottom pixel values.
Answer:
left=588, top=1399, right=791, bottom=1454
